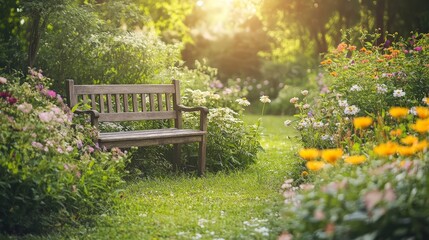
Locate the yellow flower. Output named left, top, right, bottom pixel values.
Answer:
left=416, top=106, right=429, bottom=119
left=389, top=129, right=403, bottom=137
left=321, top=148, right=343, bottom=164
left=373, top=141, right=398, bottom=156
left=389, top=107, right=409, bottom=119
left=414, top=140, right=428, bottom=152
left=321, top=59, right=332, bottom=65
left=306, top=161, right=325, bottom=171
left=330, top=71, right=338, bottom=77
left=301, top=171, right=309, bottom=177
left=396, top=146, right=416, bottom=156
left=299, top=148, right=320, bottom=161
left=400, top=135, right=419, bottom=145
left=410, top=118, right=429, bottom=133
left=344, top=155, right=366, bottom=165
left=353, top=117, right=373, bottom=129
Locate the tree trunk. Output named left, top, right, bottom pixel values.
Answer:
left=28, top=11, right=41, bottom=68
left=375, top=0, right=386, bottom=45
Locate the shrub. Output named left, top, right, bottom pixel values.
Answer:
left=0, top=71, right=128, bottom=234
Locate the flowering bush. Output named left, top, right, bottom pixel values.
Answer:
left=279, top=32, right=429, bottom=239
left=0, top=71, right=128, bottom=234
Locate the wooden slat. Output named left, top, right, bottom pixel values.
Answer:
left=74, top=84, right=175, bottom=94
left=157, top=93, right=163, bottom=111
left=91, top=94, right=96, bottom=110
left=99, top=136, right=203, bottom=148
left=107, top=94, right=113, bottom=113
left=132, top=94, right=138, bottom=112
left=166, top=93, right=171, bottom=111
left=98, top=111, right=177, bottom=122
left=149, top=93, right=155, bottom=111
left=141, top=94, right=146, bottom=112
left=99, top=94, right=105, bottom=113
left=82, top=95, right=88, bottom=104
left=124, top=93, right=129, bottom=112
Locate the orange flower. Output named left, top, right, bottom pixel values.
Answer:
left=360, top=47, right=367, bottom=52
left=410, top=118, right=429, bottom=133
left=330, top=72, right=338, bottom=77
left=353, top=117, right=373, bottom=129
left=397, top=146, right=416, bottom=156
left=400, top=135, right=419, bottom=145
left=414, top=140, right=428, bottom=152
left=299, top=148, right=320, bottom=161
left=321, top=148, right=343, bottom=164
left=373, top=141, right=398, bottom=156
left=390, top=129, right=403, bottom=137
left=337, top=42, right=348, bottom=52
left=415, top=106, right=429, bottom=119
left=389, top=107, right=409, bottom=119
left=348, top=45, right=357, bottom=51
left=344, top=155, right=366, bottom=165
left=306, top=161, right=325, bottom=171
left=321, top=59, right=333, bottom=65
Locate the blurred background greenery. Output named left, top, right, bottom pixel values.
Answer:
left=1, top=0, right=429, bottom=114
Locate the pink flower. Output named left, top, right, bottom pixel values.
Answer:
left=414, top=46, right=423, bottom=52
left=17, top=102, right=33, bottom=114
left=66, top=146, right=74, bottom=152
left=39, top=112, right=53, bottom=122
left=46, top=90, right=57, bottom=98
left=31, top=141, right=44, bottom=149
left=7, top=97, right=17, bottom=105
left=364, top=190, right=383, bottom=211
left=0, top=77, right=7, bottom=84
left=88, top=146, right=95, bottom=153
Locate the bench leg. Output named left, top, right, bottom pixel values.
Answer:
left=174, top=143, right=182, bottom=171
left=198, top=136, right=207, bottom=176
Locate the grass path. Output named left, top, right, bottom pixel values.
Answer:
left=34, top=115, right=299, bottom=240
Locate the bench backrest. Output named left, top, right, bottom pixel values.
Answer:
left=66, top=79, right=183, bottom=126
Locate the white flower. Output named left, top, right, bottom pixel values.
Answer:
left=344, top=105, right=360, bottom=115
left=301, top=90, right=309, bottom=96
left=338, top=100, right=348, bottom=107
left=422, top=97, right=429, bottom=105
left=235, top=98, right=250, bottom=106
left=302, top=104, right=310, bottom=109
left=17, top=102, right=33, bottom=114
left=393, top=89, right=405, bottom=97
left=284, top=120, right=292, bottom=126
left=260, top=95, right=271, bottom=103
left=298, top=119, right=311, bottom=129
left=313, top=121, right=324, bottom=128
left=409, top=107, right=417, bottom=115
left=289, top=97, right=299, bottom=104
left=0, top=76, right=7, bottom=84
left=254, top=226, right=270, bottom=236
left=350, top=85, right=362, bottom=92
left=376, top=84, right=388, bottom=94
left=321, top=135, right=332, bottom=141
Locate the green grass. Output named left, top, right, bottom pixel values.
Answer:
left=10, top=115, right=301, bottom=240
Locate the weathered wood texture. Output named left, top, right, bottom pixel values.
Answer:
left=66, top=80, right=208, bottom=176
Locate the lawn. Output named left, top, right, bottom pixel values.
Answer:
left=11, top=115, right=300, bottom=240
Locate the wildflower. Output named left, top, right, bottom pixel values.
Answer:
left=353, top=116, right=373, bottom=129
left=344, top=105, right=360, bottom=115
left=410, top=118, right=429, bottom=133
left=348, top=45, right=357, bottom=51
left=284, top=120, right=292, bottom=126
left=389, top=107, right=409, bottom=119
left=31, top=141, right=44, bottom=149
left=393, top=89, right=405, bottom=97
left=422, top=97, right=429, bottom=105
left=344, top=155, right=366, bottom=165
left=17, top=102, right=33, bottom=114
left=409, top=107, right=417, bottom=116
left=396, top=146, right=416, bottom=156
left=414, top=140, right=428, bottom=152
left=401, top=135, right=419, bottom=145
left=414, top=46, right=423, bottom=51
left=303, top=104, right=310, bottom=109
left=0, top=77, right=7, bottom=84
left=301, top=171, right=309, bottom=177
left=297, top=119, right=310, bottom=129
left=336, top=42, right=348, bottom=52
left=330, top=72, right=338, bottom=77
left=313, top=121, right=324, bottom=128
left=299, top=148, right=320, bottom=160
left=376, top=84, right=388, bottom=94
left=374, top=142, right=398, bottom=156
left=320, top=59, right=332, bottom=65
left=38, top=112, right=53, bottom=122
left=364, top=190, right=383, bottom=211
left=306, top=161, right=325, bottom=171
left=47, top=90, right=57, bottom=98
left=415, top=106, right=429, bottom=118
left=350, top=85, right=362, bottom=92
left=321, top=148, right=343, bottom=164
left=260, top=95, right=271, bottom=103
left=235, top=98, right=250, bottom=106
left=301, top=90, right=309, bottom=96
left=88, top=146, right=95, bottom=153
left=7, top=97, right=17, bottom=105
left=321, top=135, right=333, bottom=141
left=338, top=100, right=348, bottom=107
left=289, top=97, right=299, bottom=104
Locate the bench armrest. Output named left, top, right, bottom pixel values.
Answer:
left=74, top=109, right=100, bottom=127
left=177, top=105, right=209, bottom=131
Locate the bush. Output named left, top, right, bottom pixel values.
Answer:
left=0, top=71, right=128, bottom=234
left=279, top=32, right=429, bottom=239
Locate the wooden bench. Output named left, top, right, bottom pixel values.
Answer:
left=66, top=79, right=208, bottom=176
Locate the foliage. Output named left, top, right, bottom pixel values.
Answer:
left=280, top=32, right=429, bottom=239
left=0, top=72, right=128, bottom=234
